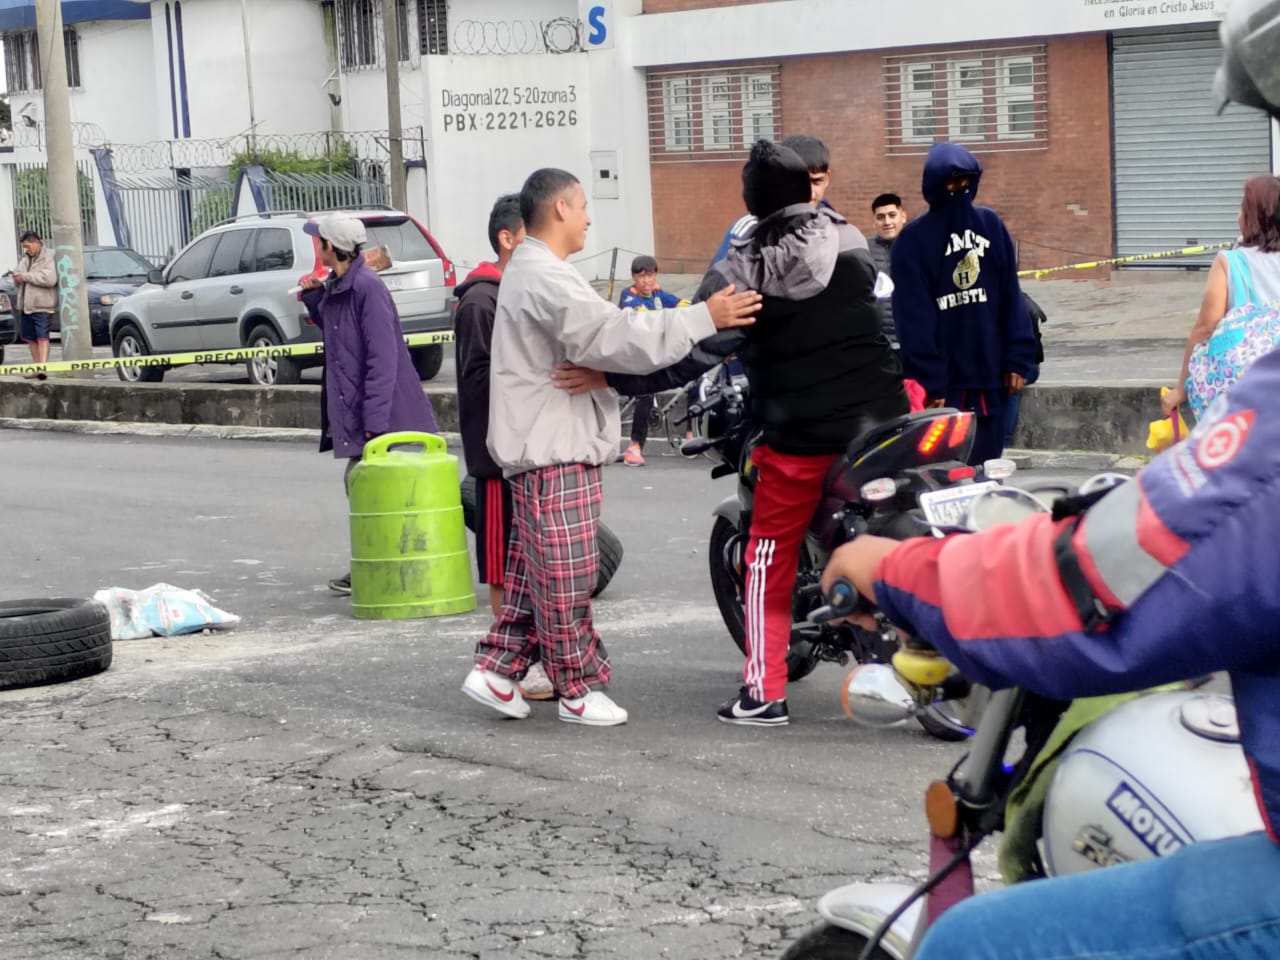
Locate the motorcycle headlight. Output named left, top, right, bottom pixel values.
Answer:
left=99, top=295, right=121, bottom=306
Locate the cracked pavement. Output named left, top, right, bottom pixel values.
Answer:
left=0, top=432, right=1037, bottom=959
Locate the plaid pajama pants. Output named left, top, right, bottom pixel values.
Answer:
left=473, top=463, right=609, bottom=699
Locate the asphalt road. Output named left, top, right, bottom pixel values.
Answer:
left=0, top=433, right=1099, bottom=960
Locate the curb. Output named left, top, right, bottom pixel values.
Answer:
left=2, top=418, right=1144, bottom=473
left=0, top=417, right=462, bottom=447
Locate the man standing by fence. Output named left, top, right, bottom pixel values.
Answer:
left=13, top=231, right=57, bottom=379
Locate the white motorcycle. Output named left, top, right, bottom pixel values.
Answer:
left=781, top=481, right=1265, bottom=960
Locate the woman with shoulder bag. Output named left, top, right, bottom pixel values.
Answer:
left=1164, top=175, right=1280, bottom=419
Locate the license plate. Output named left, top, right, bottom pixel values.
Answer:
left=918, top=481, right=1000, bottom=531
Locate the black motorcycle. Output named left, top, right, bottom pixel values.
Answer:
left=680, top=364, right=1007, bottom=741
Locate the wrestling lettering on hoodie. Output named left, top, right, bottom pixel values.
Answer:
left=937, top=228, right=992, bottom=311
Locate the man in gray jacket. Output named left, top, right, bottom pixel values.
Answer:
left=462, top=167, right=761, bottom=727
left=13, top=230, right=57, bottom=377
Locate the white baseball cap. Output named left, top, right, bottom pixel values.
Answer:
left=304, top=214, right=367, bottom=253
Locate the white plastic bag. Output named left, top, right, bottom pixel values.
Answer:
left=92, top=583, right=240, bottom=640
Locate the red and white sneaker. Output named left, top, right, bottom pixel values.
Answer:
left=462, top=667, right=530, bottom=719
left=623, top=442, right=645, bottom=467
left=559, top=691, right=628, bottom=726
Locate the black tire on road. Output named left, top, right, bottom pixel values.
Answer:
left=411, top=344, right=445, bottom=381
left=779, top=924, right=892, bottom=960
left=0, top=598, right=113, bottom=691
left=708, top=514, right=820, bottom=683
left=246, top=323, right=301, bottom=386
left=113, top=324, right=165, bottom=383
left=593, top=523, right=624, bottom=597
left=459, top=475, right=622, bottom=598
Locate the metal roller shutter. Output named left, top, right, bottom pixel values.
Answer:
left=1112, top=28, right=1272, bottom=264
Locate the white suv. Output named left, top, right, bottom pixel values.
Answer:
left=109, top=208, right=456, bottom=385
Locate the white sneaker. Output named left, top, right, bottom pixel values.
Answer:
left=518, top=661, right=555, bottom=700
left=559, top=691, right=628, bottom=726
left=462, top=667, right=530, bottom=720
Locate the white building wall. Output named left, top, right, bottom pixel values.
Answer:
left=144, top=0, right=330, bottom=142
left=628, top=0, right=1229, bottom=66
left=72, top=20, right=157, bottom=145
left=336, top=0, right=650, bottom=274
left=6, top=19, right=156, bottom=144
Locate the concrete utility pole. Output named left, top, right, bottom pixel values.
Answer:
left=239, top=0, right=259, bottom=161
left=382, top=0, right=407, bottom=210
left=34, top=0, right=92, bottom=368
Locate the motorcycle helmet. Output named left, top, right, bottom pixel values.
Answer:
left=1216, top=0, right=1280, bottom=119
left=1041, top=692, right=1264, bottom=877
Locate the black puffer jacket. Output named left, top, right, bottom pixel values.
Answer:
left=453, top=262, right=503, bottom=478
left=608, top=204, right=907, bottom=455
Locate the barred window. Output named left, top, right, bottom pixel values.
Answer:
left=3, top=28, right=80, bottom=93
left=884, top=44, right=1047, bottom=155
left=396, top=0, right=411, bottom=62
left=418, top=0, right=448, bottom=55
left=339, top=0, right=379, bottom=69
left=648, top=65, right=781, bottom=163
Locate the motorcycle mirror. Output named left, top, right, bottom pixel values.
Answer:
left=1077, top=472, right=1129, bottom=496
left=964, top=487, right=1050, bottom=532
left=982, top=457, right=1018, bottom=480
left=841, top=664, right=916, bottom=727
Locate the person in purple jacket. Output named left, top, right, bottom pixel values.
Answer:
left=299, top=213, right=437, bottom=595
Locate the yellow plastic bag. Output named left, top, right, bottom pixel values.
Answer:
left=1146, top=388, right=1190, bottom=453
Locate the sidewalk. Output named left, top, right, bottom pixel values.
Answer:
left=641, top=268, right=1204, bottom=387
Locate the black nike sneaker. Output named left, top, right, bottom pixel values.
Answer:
left=717, top=687, right=789, bottom=726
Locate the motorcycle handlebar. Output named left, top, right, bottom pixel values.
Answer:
left=807, top=576, right=874, bottom=623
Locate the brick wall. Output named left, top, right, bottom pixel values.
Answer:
left=648, top=35, right=1114, bottom=279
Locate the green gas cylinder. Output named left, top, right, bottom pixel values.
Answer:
left=347, top=432, right=476, bottom=619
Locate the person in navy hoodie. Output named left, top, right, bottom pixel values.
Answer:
left=890, top=142, right=1037, bottom=465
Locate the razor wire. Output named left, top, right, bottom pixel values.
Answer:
left=450, top=18, right=586, bottom=55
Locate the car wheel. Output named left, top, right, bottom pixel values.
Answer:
left=113, top=324, right=164, bottom=383
left=0, top=598, right=112, bottom=691
left=410, top=344, right=444, bottom=381
left=246, top=323, right=300, bottom=386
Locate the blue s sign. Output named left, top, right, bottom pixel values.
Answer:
left=588, top=6, right=607, bottom=45
left=580, top=2, right=613, bottom=49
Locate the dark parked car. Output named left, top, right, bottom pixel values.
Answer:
left=0, top=245, right=154, bottom=346
left=0, top=289, right=16, bottom=366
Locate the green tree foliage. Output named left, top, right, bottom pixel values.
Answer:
left=14, top=166, right=96, bottom=242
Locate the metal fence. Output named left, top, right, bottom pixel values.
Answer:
left=111, top=170, right=388, bottom=265
left=12, top=160, right=98, bottom=245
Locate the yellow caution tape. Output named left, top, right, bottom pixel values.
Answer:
left=0, top=331, right=456, bottom=378
left=0, top=240, right=1231, bottom=377
left=1017, top=241, right=1233, bottom=280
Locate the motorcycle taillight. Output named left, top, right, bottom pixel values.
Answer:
left=918, top=417, right=950, bottom=455
left=948, top=413, right=973, bottom=448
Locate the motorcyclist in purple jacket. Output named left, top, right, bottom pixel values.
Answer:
left=818, top=6, right=1280, bottom=956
